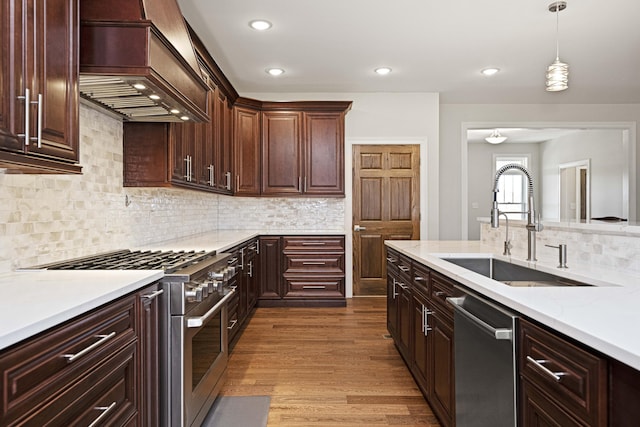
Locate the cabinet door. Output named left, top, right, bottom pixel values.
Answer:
left=430, top=309, right=455, bottom=427
left=0, top=0, right=24, bottom=153
left=386, top=271, right=399, bottom=338
left=411, top=289, right=431, bottom=396
left=520, top=378, right=583, bottom=427
left=171, top=121, right=199, bottom=185
left=214, top=88, right=232, bottom=193
left=138, top=284, right=161, bottom=427
left=262, top=111, right=302, bottom=195
left=29, top=0, right=79, bottom=162
left=396, top=281, right=412, bottom=362
left=258, top=236, right=282, bottom=299
left=197, top=89, right=215, bottom=189
left=233, top=106, right=261, bottom=195
left=303, top=112, right=344, bottom=195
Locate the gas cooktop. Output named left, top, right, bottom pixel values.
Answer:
left=31, top=249, right=215, bottom=273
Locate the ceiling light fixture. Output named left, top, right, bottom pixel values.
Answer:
left=546, top=1, right=569, bottom=92
left=374, top=67, right=392, bottom=75
left=148, top=94, right=160, bottom=100
left=485, top=129, right=507, bottom=144
left=249, top=20, right=272, bottom=31
left=266, top=68, right=285, bottom=76
left=481, top=68, right=500, bottom=76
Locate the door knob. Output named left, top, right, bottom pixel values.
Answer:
left=354, top=225, right=367, bottom=231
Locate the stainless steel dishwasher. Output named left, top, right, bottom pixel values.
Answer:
left=447, top=291, right=519, bottom=427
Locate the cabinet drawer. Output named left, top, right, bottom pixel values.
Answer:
left=412, top=262, right=430, bottom=293
left=519, top=319, right=607, bottom=426
left=282, top=236, right=345, bottom=252
left=283, top=276, right=344, bottom=298
left=19, top=341, right=138, bottom=427
left=284, top=253, right=344, bottom=273
left=0, top=296, right=137, bottom=425
left=430, top=271, right=462, bottom=315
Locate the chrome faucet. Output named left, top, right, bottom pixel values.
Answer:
left=491, top=163, right=543, bottom=261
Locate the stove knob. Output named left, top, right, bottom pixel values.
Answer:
left=185, top=287, right=203, bottom=302
left=209, top=270, right=224, bottom=280
left=198, top=283, right=209, bottom=298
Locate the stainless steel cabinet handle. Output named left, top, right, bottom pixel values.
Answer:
left=236, top=174, right=240, bottom=191
left=302, top=285, right=327, bottom=289
left=392, top=278, right=398, bottom=298
left=248, top=261, right=253, bottom=277
left=187, top=290, right=235, bottom=328
left=88, top=401, right=117, bottom=427
left=386, top=257, right=397, bottom=263
left=526, top=356, right=568, bottom=382
left=422, top=305, right=434, bottom=336
left=17, top=88, right=31, bottom=145
left=302, top=261, right=326, bottom=265
left=414, top=276, right=427, bottom=283
left=301, top=242, right=326, bottom=246
left=34, top=93, right=42, bottom=148
left=447, top=297, right=513, bottom=341
left=354, top=225, right=367, bottom=231
left=435, top=291, right=446, bottom=297
left=227, top=319, right=238, bottom=330
left=62, top=331, right=117, bottom=363
left=304, top=176, right=307, bottom=192
left=225, top=171, right=231, bottom=190
left=208, top=165, right=215, bottom=186
left=398, top=265, right=410, bottom=272
left=397, top=282, right=408, bottom=290
left=142, top=289, right=164, bottom=300
left=184, top=156, right=190, bottom=181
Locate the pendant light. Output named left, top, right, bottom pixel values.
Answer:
left=546, top=1, right=569, bottom=92
left=485, top=129, right=507, bottom=144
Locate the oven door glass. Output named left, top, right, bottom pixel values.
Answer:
left=191, top=310, right=222, bottom=389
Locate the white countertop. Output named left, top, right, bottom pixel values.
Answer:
left=385, top=240, right=640, bottom=371
left=0, top=270, right=163, bottom=351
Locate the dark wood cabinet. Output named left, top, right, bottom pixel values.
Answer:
left=259, top=236, right=283, bottom=300
left=519, top=317, right=608, bottom=427
left=0, top=0, right=80, bottom=173
left=213, top=88, right=233, bottom=193
left=233, top=100, right=261, bottom=196
left=0, top=282, right=161, bottom=426
left=227, top=237, right=260, bottom=350
left=261, top=104, right=350, bottom=197
left=386, top=249, right=456, bottom=427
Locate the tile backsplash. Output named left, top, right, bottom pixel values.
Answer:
left=481, top=222, right=640, bottom=274
left=0, top=105, right=345, bottom=273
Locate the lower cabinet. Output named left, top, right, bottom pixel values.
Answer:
left=0, top=282, right=161, bottom=427
left=386, top=248, right=456, bottom=427
left=227, top=237, right=260, bottom=350
left=258, top=235, right=346, bottom=307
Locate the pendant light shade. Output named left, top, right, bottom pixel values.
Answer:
left=546, top=1, right=568, bottom=92
left=485, top=129, right=507, bottom=144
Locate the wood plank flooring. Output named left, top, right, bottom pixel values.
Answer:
left=220, top=297, right=442, bottom=426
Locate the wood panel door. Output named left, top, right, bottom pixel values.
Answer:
left=353, top=145, right=420, bottom=295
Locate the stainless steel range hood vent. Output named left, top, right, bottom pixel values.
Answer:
left=80, top=0, right=210, bottom=122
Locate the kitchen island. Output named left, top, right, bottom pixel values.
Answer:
left=385, top=239, right=640, bottom=370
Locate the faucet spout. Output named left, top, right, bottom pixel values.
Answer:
left=491, top=163, right=543, bottom=261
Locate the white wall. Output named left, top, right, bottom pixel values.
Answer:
left=540, top=129, right=625, bottom=220
left=439, top=103, right=640, bottom=240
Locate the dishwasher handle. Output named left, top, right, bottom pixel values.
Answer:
left=447, top=296, right=513, bottom=341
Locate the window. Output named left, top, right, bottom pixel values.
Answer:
left=494, top=156, right=530, bottom=220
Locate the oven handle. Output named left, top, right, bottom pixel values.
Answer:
left=186, top=289, right=236, bottom=328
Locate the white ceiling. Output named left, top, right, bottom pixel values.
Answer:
left=177, top=0, right=640, bottom=104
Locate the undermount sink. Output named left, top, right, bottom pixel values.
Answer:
left=440, top=257, right=592, bottom=287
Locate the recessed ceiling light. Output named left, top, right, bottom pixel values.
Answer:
left=170, top=108, right=180, bottom=114
left=481, top=68, right=500, bottom=76
left=266, top=68, right=285, bottom=76
left=180, top=116, right=190, bottom=121
left=133, top=83, right=146, bottom=90
left=148, top=94, right=160, bottom=100
left=374, top=67, right=392, bottom=75
left=249, top=20, right=272, bottom=31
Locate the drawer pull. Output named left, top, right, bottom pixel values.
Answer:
left=301, top=242, right=326, bottom=246
left=386, top=257, right=397, bottom=263
left=62, top=332, right=116, bottom=363
left=302, top=285, right=327, bottom=289
left=435, top=291, right=446, bottom=297
left=398, top=265, right=410, bottom=272
left=414, top=276, right=427, bottom=282
left=302, top=261, right=327, bottom=265
left=142, top=289, right=164, bottom=300
left=526, top=356, right=568, bottom=382
left=227, top=319, right=238, bottom=330
left=88, top=401, right=117, bottom=427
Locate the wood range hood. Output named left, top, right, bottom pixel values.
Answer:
left=79, top=0, right=210, bottom=122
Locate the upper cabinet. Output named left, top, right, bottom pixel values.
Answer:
left=0, top=0, right=81, bottom=173
left=233, top=99, right=262, bottom=196
left=260, top=102, right=352, bottom=197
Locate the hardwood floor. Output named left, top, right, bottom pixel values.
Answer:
left=221, top=297, right=442, bottom=426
